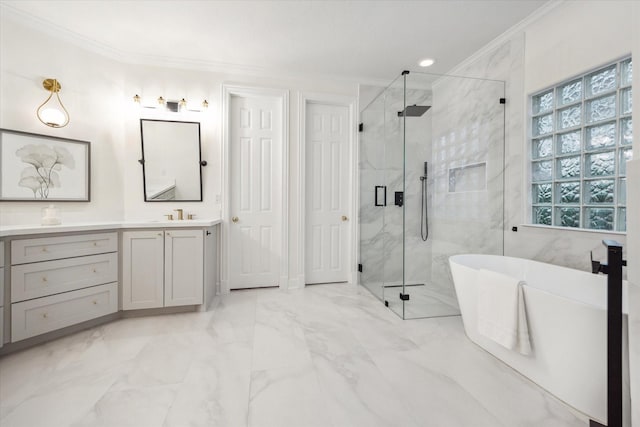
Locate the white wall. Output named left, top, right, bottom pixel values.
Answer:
left=0, top=17, right=125, bottom=224
left=122, top=63, right=358, bottom=286
left=0, top=12, right=357, bottom=287
left=524, top=2, right=633, bottom=95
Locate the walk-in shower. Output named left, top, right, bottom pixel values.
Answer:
left=359, top=70, right=506, bottom=319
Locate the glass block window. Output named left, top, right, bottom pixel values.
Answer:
left=530, top=57, right=632, bottom=231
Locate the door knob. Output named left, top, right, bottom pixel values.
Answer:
left=342, top=215, right=348, bottom=221
left=231, top=216, right=239, bottom=223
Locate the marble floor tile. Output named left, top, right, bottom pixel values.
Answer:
left=163, top=341, right=252, bottom=427
left=1, top=365, right=122, bottom=427
left=0, top=328, right=132, bottom=419
left=108, top=333, right=197, bottom=390
left=251, top=321, right=314, bottom=371
left=73, top=384, right=178, bottom=427
left=248, top=364, right=333, bottom=427
left=308, top=335, right=420, bottom=427
left=0, top=282, right=588, bottom=427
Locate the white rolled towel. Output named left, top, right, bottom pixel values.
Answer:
left=477, top=268, right=531, bottom=355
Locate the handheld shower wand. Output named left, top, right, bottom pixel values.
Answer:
left=420, top=162, right=429, bottom=241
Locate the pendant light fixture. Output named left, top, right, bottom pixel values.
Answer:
left=36, top=78, right=70, bottom=128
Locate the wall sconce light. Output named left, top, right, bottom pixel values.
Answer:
left=37, top=78, right=70, bottom=128
left=131, top=94, right=209, bottom=112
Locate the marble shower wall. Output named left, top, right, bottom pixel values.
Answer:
left=451, top=33, right=628, bottom=271
left=359, top=31, right=628, bottom=316
left=427, top=73, right=506, bottom=292
left=359, top=85, right=389, bottom=299
left=358, top=81, right=434, bottom=311
left=359, top=73, right=505, bottom=319
left=403, top=88, right=433, bottom=287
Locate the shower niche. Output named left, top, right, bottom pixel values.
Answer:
left=358, top=70, right=506, bottom=319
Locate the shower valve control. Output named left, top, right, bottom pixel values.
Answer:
left=395, top=191, right=404, bottom=207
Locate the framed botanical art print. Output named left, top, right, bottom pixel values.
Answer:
left=0, top=129, right=90, bottom=201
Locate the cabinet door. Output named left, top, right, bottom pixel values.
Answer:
left=164, top=230, right=203, bottom=306
left=122, top=231, right=164, bottom=310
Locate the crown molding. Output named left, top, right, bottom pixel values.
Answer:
left=0, top=0, right=562, bottom=88
left=445, top=0, right=564, bottom=76
left=0, top=2, right=390, bottom=87
left=1, top=2, right=125, bottom=62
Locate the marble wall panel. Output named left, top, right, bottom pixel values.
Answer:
left=429, top=71, right=506, bottom=299
left=359, top=83, right=441, bottom=317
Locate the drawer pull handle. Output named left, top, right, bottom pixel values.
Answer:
left=42, top=277, right=48, bottom=282
left=92, top=300, right=97, bottom=305
left=42, top=313, right=48, bottom=318
left=157, top=233, right=162, bottom=237
left=41, top=247, right=48, bottom=252
left=92, top=268, right=97, bottom=273
left=166, top=232, right=171, bottom=237
left=93, top=242, right=98, bottom=247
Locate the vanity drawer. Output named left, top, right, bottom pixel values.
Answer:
left=11, top=253, right=118, bottom=302
left=11, top=232, right=118, bottom=264
left=11, top=282, right=118, bottom=342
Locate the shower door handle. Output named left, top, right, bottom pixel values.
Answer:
left=375, top=186, right=387, bottom=207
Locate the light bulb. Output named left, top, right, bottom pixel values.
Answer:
left=40, top=108, right=66, bottom=127
left=419, top=58, right=435, bottom=67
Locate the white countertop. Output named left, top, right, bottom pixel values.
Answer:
left=0, top=219, right=222, bottom=237
left=146, top=182, right=176, bottom=199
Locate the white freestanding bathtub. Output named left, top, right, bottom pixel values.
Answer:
left=449, top=254, right=630, bottom=424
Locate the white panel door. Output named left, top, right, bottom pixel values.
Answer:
left=122, top=230, right=164, bottom=310
left=229, top=95, right=282, bottom=289
left=305, top=103, right=350, bottom=284
left=165, top=229, right=204, bottom=306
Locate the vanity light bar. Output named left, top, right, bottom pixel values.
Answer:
left=132, top=94, right=209, bottom=112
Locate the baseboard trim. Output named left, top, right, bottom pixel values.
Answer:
left=288, top=276, right=305, bottom=289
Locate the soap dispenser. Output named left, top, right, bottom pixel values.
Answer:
left=41, top=204, right=61, bottom=225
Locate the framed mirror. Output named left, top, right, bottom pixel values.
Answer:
left=140, top=119, right=204, bottom=202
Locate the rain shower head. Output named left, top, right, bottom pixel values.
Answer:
left=397, top=105, right=431, bottom=117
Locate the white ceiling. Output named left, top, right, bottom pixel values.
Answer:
left=2, top=0, right=548, bottom=82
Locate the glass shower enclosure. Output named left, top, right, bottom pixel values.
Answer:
left=359, top=70, right=506, bottom=319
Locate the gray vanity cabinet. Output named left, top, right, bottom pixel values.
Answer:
left=0, top=241, right=5, bottom=348
left=9, top=232, right=119, bottom=342
left=122, top=229, right=204, bottom=310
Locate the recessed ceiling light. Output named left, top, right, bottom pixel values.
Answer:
left=419, top=58, right=435, bottom=67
